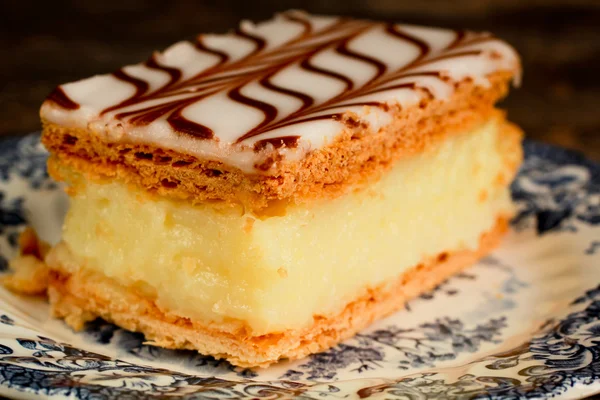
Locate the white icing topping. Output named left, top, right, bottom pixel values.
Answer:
left=41, top=10, right=520, bottom=174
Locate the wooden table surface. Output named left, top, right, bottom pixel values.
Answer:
left=3, top=0, right=600, bottom=161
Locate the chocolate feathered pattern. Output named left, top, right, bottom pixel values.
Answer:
left=47, top=11, right=515, bottom=150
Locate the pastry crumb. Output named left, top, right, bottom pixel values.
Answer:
left=1, top=227, right=50, bottom=296
left=3, top=255, right=50, bottom=295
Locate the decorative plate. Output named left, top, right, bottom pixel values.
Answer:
left=0, top=134, right=599, bottom=400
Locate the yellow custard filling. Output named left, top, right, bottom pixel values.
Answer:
left=49, top=117, right=520, bottom=335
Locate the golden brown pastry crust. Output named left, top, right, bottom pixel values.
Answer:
left=1, top=228, right=50, bottom=296
left=44, top=217, right=508, bottom=368
left=42, top=72, right=514, bottom=213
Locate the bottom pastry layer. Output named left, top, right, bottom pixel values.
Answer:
left=46, top=217, right=507, bottom=368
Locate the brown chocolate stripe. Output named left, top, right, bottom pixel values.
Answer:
left=46, top=87, right=79, bottom=110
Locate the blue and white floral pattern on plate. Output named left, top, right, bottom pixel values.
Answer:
left=0, top=134, right=599, bottom=399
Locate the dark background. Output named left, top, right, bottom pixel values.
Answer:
left=3, top=0, right=600, bottom=160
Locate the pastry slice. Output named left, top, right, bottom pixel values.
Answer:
left=35, top=11, right=522, bottom=367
